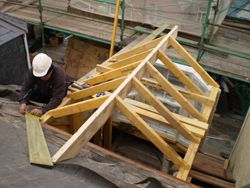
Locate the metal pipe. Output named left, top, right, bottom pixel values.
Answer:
left=0, top=0, right=128, bottom=27
left=23, top=33, right=31, bottom=68
left=176, top=37, right=250, bottom=60
left=208, top=0, right=219, bottom=38
left=208, top=22, right=250, bottom=34
left=38, top=0, right=46, bottom=51
left=43, top=25, right=114, bottom=46
left=171, top=57, right=250, bottom=84
left=202, top=44, right=250, bottom=60
left=109, top=0, right=121, bottom=57
left=120, top=0, right=125, bottom=42
left=1, top=0, right=122, bottom=46
left=197, top=0, right=213, bottom=61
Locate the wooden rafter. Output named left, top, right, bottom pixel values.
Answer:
left=146, top=62, right=206, bottom=122
left=124, top=98, right=208, bottom=130
left=69, top=77, right=126, bottom=100
left=141, top=77, right=215, bottom=105
left=157, top=50, right=204, bottom=95
left=132, top=77, right=199, bottom=143
left=110, top=36, right=164, bottom=61
left=43, top=95, right=109, bottom=119
left=168, top=36, right=219, bottom=88
left=39, top=25, right=220, bottom=182
left=103, top=49, right=152, bottom=71
left=85, top=61, right=141, bottom=85
left=128, top=104, right=205, bottom=138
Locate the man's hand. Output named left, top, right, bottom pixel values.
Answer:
left=30, top=108, right=43, bottom=116
left=19, top=103, right=27, bottom=114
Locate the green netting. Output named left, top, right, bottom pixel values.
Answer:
left=71, top=0, right=211, bottom=36
left=68, top=0, right=233, bottom=37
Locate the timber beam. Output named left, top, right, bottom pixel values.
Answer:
left=69, top=77, right=126, bottom=100
left=41, top=95, right=109, bottom=121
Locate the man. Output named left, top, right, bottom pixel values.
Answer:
left=19, top=53, right=71, bottom=116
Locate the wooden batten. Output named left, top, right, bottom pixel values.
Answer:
left=25, top=113, right=53, bottom=166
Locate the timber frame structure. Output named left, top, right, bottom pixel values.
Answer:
left=40, top=26, right=220, bottom=181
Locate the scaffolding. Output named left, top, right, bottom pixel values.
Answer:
left=1, top=0, right=249, bottom=82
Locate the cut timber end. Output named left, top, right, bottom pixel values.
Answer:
left=25, top=113, right=53, bottom=167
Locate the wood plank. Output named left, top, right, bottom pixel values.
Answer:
left=25, top=113, right=53, bottom=166
left=190, top=170, right=235, bottom=188
left=84, top=61, right=141, bottom=85
left=193, top=152, right=235, bottom=182
left=141, top=77, right=215, bottom=106
left=42, top=95, right=109, bottom=120
left=146, top=62, right=206, bottom=122
left=124, top=98, right=208, bottom=130
left=108, top=49, right=152, bottom=69
left=132, top=77, right=199, bottom=143
left=158, top=50, right=203, bottom=95
left=69, top=77, right=126, bottom=100
left=111, top=36, right=163, bottom=61
left=129, top=105, right=205, bottom=138
left=116, top=96, right=187, bottom=168
left=40, top=97, right=73, bottom=123
left=169, top=36, right=219, bottom=88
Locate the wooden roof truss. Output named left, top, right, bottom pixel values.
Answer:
left=40, top=26, right=220, bottom=181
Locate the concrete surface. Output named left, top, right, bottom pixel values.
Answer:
left=0, top=112, right=117, bottom=188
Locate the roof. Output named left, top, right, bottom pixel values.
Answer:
left=0, top=12, right=27, bottom=46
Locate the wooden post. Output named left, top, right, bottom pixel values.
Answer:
left=70, top=113, right=84, bottom=134
left=103, top=118, right=113, bottom=149
left=109, top=0, right=121, bottom=57
left=93, top=129, right=103, bottom=146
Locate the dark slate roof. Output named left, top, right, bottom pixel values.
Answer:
left=0, top=13, right=27, bottom=46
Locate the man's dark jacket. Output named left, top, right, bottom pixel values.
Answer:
left=19, top=64, right=71, bottom=113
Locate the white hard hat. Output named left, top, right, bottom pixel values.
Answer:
left=32, top=53, right=52, bottom=77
